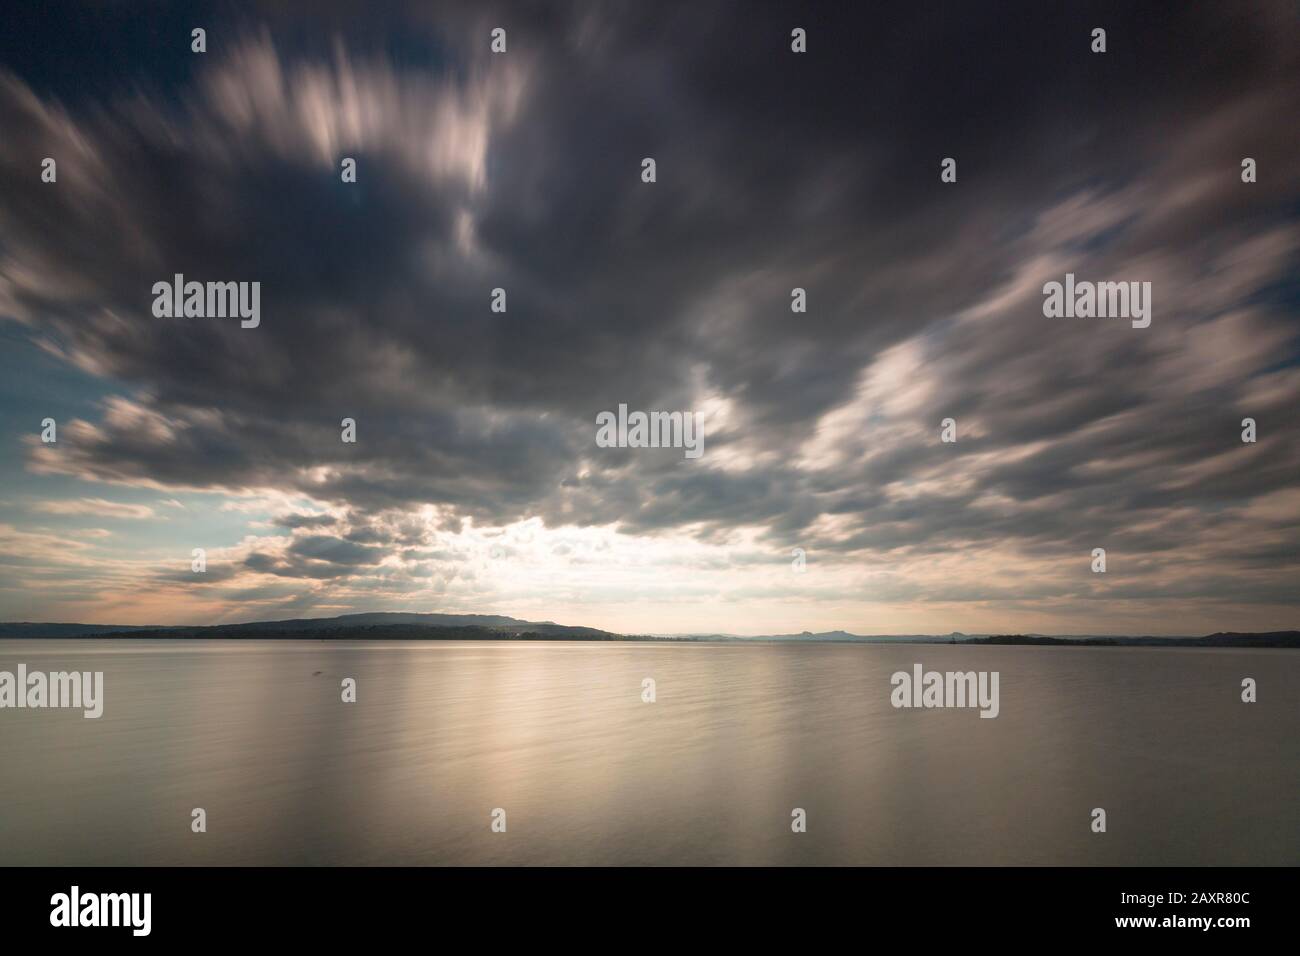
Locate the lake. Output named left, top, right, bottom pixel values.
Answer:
left=0, top=640, right=1295, bottom=865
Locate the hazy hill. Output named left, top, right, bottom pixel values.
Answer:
left=0, top=612, right=615, bottom=640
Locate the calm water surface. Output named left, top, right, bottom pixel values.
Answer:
left=0, top=640, right=1296, bottom=865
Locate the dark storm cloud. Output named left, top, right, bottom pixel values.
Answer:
left=1, top=0, right=1298, bottom=606
left=276, top=512, right=338, bottom=529
left=286, top=534, right=384, bottom=565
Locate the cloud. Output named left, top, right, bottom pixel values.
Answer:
left=275, top=512, right=338, bottom=529
left=0, top=2, right=1297, bottom=630
left=34, top=498, right=158, bottom=520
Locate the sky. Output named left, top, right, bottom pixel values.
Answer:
left=0, top=1, right=1297, bottom=635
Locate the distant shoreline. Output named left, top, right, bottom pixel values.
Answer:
left=0, top=621, right=1296, bottom=649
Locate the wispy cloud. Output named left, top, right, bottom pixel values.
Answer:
left=34, top=498, right=158, bottom=520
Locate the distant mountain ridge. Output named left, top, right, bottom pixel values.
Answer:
left=0, top=615, right=1296, bottom=647
left=0, top=612, right=615, bottom=640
